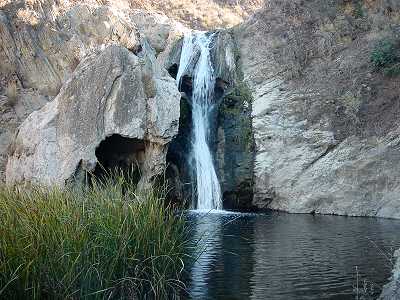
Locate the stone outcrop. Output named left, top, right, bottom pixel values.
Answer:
left=234, top=0, right=400, bottom=218
left=0, top=0, right=186, bottom=183
left=0, top=2, right=141, bottom=96
left=0, top=89, right=48, bottom=181
left=6, top=45, right=180, bottom=186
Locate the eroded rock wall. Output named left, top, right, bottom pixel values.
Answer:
left=234, top=0, right=400, bottom=217
left=214, top=31, right=255, bottom=209
left=6, top=45, right=180, bottom=186
left=127, top=0, right=263, bottom=30
left=0, top=0, right=186, bottom=183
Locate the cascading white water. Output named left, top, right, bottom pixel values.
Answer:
left=177, top=33, right=222, bottom=210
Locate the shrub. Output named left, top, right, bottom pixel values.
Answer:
left=383, top=63, right=400, bottom=77
left=0, top=174, right=193, bottom=299
left=371, top=39, right=400, bottom=73
left=352, top=1, right=364, bottom=19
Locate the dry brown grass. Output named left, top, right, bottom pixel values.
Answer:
left=126, top=0, right=263, bottom=29
left=1, top=0, right=261, bottom=29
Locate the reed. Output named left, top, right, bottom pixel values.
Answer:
left=0, top=173, right=192, bottom=299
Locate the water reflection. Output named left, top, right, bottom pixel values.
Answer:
left=189, top=211, right=223, bottom=298
left=186, top=211, right=400, bottom=300
left=187, top=211, right=256, bottom=299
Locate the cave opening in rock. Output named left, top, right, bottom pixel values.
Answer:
left=93, top=134, right=146, bottom=185
left=168, top=63, right=178, bottom=79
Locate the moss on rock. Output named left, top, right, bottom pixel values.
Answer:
left=217, top=70, right=255, bottom=209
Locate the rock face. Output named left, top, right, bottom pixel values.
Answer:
left=234, top=0, right=400, bottom=218
left=0, top=0, right=185, bottom=183
left=380, top=249, right=400, bottom=299
left=3, top=0, right=400, bottom=218
left=6, top=45, right=180, bottom=186
left=213, top=32, right=255, bottom=209
left=0, top=90, right=48, bottom=181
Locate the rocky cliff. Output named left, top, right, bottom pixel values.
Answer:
left=6, top=45, right=180, bottom=186
left=234, top=0, right=400, bottom=218
left=2, top=0, right=400, bottom=218
left=0, top=0, right=184, bottom=185
left=2, top=1, right=400, bottom=298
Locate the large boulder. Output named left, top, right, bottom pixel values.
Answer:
left=0, top=0, right=187, bottom=182
left=234, top=0, right=400, bottom=218
left=6, top=45, right=180, bottom=186
left=129, top=9, right=187, bottom=55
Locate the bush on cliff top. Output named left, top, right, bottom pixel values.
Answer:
left=371, top=38, right=400, bottom=77
left=0, top=174, right=192, bottom=299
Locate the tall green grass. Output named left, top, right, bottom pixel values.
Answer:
left=0, top=174, right=192, bottom=299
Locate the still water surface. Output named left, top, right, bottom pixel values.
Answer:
left=185, top=211, right=400, bottom=299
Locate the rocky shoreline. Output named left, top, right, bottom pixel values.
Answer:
left=380, top=249, right=400, bottom=299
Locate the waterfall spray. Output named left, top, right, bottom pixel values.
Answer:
left=177, top=33, right=222, bottom=210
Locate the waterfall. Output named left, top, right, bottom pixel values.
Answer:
left=177, top=33, right=222, bottom=210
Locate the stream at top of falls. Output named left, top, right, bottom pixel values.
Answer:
left=184, top=211, right=400, bottom=300
left=176, top=32, right=222, bottom=211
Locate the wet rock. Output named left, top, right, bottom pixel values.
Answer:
left=216, top=82, right=255, bottom=209
left=164, top=31, right=255, bottom=208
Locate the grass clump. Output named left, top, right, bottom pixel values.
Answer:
left=0, top=173, right=192, bottom=299
left=371, top=38, right=400, bottom=77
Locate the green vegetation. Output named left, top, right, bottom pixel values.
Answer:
left=227, top=82, right=253, bottom=104
left=353, top=1, right=364, bottom=19
left=371, top=38, right=400, bottom=77
left=383, top=63, right=400, bottom=77
left=0, top=173, right=193, bottom=299
left=220, top=82, right=254, bottom=150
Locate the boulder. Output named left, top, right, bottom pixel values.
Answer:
left=6, top=45, right=180, bottom=186
left=129, top=9, right=187, bottom=54
left=0, top=0, right=186, bottom=182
